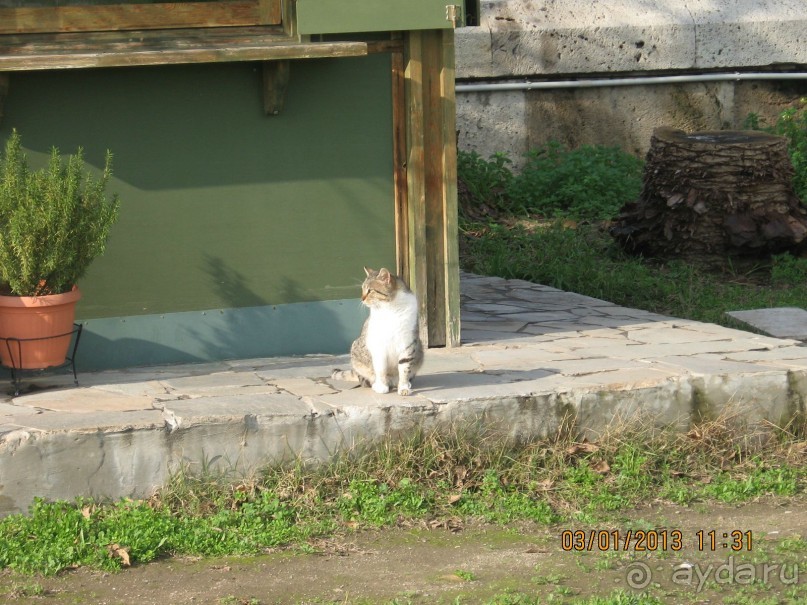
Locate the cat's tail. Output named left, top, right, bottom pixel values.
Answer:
left=331, top=368, right=360, bottom=382
left=331, top=368, right=371, bottom=388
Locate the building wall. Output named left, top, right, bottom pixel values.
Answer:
left=454, top=0, right=807, bottom=167
left=457, top=80, right=807, bottom=164
left=1, top=55, right=395, bottom=369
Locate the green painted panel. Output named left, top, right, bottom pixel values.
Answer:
left=297, top=0, right=455, bottom=34
left=0, top=298, right=365, bottom=374
left=75, top=298, right=366, bottom=371
left=0, top=56, right=395, bottom=320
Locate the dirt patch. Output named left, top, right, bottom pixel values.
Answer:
left=2, top=498, right=807, bottom=604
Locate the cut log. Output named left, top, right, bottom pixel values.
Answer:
left=611, top=127, right=807, bottom=265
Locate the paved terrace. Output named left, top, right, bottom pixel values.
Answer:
left=1, top=273, right=806, bottom=515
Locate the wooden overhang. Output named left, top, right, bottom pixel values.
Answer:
left=0, top=1, right=374, bottom=71
left=0, top=0, right=460, bottom=349
left=0, top=29, right=378, bottom=72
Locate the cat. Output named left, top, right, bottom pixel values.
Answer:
left=332, top=267, right=423, bottom=396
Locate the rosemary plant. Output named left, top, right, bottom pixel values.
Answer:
left=0, top=130, right=119, bottom=296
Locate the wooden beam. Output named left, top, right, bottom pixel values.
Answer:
left=368, top=39, right=405, bottom=55
left=0, top=33, right=369, bottom=71
left=262, top=60, right=290, bottom=115
left=0, top=2, right=282, bottom=35
left=422, top=31, right=446, bottom=347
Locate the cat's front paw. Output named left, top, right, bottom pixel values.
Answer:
left=372, top=381, right=390, bottom=394
left=397, top=382, right=412, bottom=396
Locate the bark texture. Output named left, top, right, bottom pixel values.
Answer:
left=611, top=127, right=807, bottom=264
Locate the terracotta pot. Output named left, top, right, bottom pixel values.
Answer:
left=0, top=286, right=81, bottom=369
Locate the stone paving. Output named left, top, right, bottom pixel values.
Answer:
left=1, top=272, right=806, bottom=515
left=727, top=307, right=807, bottom=341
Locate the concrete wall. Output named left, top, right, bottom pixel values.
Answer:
left=454, top=0, right=807, bottom=166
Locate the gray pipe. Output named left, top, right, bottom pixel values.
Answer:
left=455, top=71, right=807, bottom=92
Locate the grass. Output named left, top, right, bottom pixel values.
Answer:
left=461, top=220, right=807, bottom=326
left=290, top=592, right=667, bottom=605
left=1, top=415, right=806, bottom=576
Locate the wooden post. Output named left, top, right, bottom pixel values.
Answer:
left=400, top=29, right=460, bottom=348
left=262, top=60, right=290, bottom=115
left=439, top=29, right=461, bottom=348
left=404, top=31, right=430, bottom=346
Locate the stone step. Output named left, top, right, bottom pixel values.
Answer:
left=1, top=273, right=806, bottom=516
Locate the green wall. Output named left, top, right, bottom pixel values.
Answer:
left=1, top=56, right=395, bottom=369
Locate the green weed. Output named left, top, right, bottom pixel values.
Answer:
left=747, top=97, right=807, bottom=202
left=509, top=143, right=644, bottom=219
left=532, top=572, right=566, bottom=585
left=2, top=580, right=45, bottom=599
left=575, top=591, right=664, bottom=605
left=454, top=569, right=477, bottom=581
left=482, top=593, right=541, bottom=605
left=481, top=589, right=664, bottom=604
left=458, top=151, right=515, bottom=215
left=776, top=536, right=807, bottom=553
left=337, top=477, right=432, bottom=525
left=455, top=470, right=558, bottom=524
left=771, top=251, right=807, bottom=284
left=218, top=597, right=262, bottom=605
left=697, top=465, right=799, bottom=503
left=458, top=142, right=643, bottom=222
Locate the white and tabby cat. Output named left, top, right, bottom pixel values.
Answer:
left=333, top=267, right=423, bottom=396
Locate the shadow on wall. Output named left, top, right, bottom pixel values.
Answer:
left=204, top=254, right=268, bottom=309
left=187, top=255, right=364, bottom=364
left=61, top=257, right=366, bottom=372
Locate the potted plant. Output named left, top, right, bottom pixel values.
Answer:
left=0, top=130, right=120, bottom=369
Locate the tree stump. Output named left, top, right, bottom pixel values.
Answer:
left=611, top=127, right=807, bottom=265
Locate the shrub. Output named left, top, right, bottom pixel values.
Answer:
left=508, top=142, right=644, bottom=220
left=457, top=150, right=515, bottom=215
left=746, top=98, right=807, bottom=202
left=458, top=143, right=644, bottom=222
left=0, top=130, right=120, bottom=296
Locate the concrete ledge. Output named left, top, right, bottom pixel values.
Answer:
left=456, top=0, right=807, bottom=78
left=1, top=273, right=806, bottom=516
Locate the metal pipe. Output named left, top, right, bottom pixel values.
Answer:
left=455, top=71, right=807, bottom=93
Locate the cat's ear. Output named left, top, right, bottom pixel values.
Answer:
left=378, top=268, right=392, bottom=284
left=364, top=266, right=375, bottom=277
